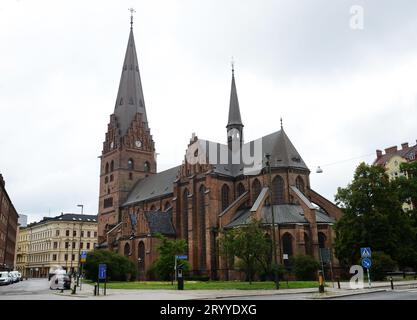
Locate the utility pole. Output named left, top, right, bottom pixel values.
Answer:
left=265, top=153, right=280, bottom=289
left=76, top=205, right=83, bottom=288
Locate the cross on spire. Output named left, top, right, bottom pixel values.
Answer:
left=231, top=56, right=235, bottom=75
left=129, top=8, right=136, bottom=29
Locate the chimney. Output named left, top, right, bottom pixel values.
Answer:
left=0, top=174, right=4, bottom=188
left=376, top=150, right=383, bottom=159
left=401, top=142, right=409, bottom=150
left=385, top=146, right=398, bottom=154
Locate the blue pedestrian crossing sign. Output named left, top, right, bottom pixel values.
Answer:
left=98, top=264, right=107, bottom=280
left=176, top=255, right=188, bottom=260
left=362, top=257, right=372, bottom=269
left=360, top=247, right=372, bottom=258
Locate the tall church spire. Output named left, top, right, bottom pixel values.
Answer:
left=114, top=15, right=148, bottom=136
left=226, top=64, right=243, bottom=130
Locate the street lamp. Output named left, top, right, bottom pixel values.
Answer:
left=265, top=153, right=280, bottom=290
left=76, top=204, right=83, bottom=288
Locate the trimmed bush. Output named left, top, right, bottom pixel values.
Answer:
left=290, top=254, right=320, bottom=280
left=84, top=249, right=136, bottom=281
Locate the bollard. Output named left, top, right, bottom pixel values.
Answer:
left=318, top=270, right=325, bottom=293
left=337, top=278, right=341, bottom=289
left=390, top=277, right=394, bottom=290
left=94, top=284, right=97, bottom=296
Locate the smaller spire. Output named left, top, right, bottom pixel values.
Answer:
left=129, top=7, right=136, bottom=29
left=280, top=117, right=283, bottom=129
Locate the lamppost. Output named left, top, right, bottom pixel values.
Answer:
left=265, top=153, right=280, bottom=289
left=76, top=204, right=83, bottom=287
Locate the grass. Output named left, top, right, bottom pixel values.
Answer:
left=87, top=280, right=319, bottom=290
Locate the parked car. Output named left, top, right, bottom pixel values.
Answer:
left=9, top=271, right=20, bottom=283
left=10, top=272, right=18, bottom=283
left=0, top=271, right=11, bottom=285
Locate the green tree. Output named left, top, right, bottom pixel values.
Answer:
left=84, top=249, right=136, bottom=281
left=334, top=162, right=417, bottom=268
left=368, top=251, right=397, bottom=281
left=219, top=219, right=271, bottom=283
left=290, top=254, right=320, bottom=280
left=151, top=234, right=189, bottom=281
left=397, top=161, right=417, bottom=210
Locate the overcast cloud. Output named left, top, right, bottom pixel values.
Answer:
left=1, top=0, right=417, bottom=223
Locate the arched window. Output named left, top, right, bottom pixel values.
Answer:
left=182, top=189, right=189, bottom=240
left=296, top=176, right=305, bottom=194
left=105, top=163, right=109, bottom=174
left=237, top=183, right=245, bottom=197
left=150, top=205, right=156, bottom=211
left=129, top=172, right=133, bottom=180
left=282, top=233, right=293, bottom=257
left=128, top=158, right=134, bottom=170
left=199, top=185, right=207, bottom=269
left=252, top=179, right=262, bottom=202
left=221, top=184, right=230, bottom=211
left=138, top=241, right=145, bottom=271
left=144, top=161, right=150, bottom=173
left=164, top=202, right=170, bottom=210
left=105, top=176, right=108, bottom=184
left=124, top=243, right=130, bottom=257
left=272, top=175, right=285, bottom=204
left=304, top=232, right=311, bottom=255
left=110, top=160, right=114, bottom=172
left=318, top=232, right=327, bottom=249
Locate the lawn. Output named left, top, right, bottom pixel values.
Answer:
left=92, top=280, right=319, bottom=290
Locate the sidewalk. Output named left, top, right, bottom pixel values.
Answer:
left=53, top=280, right=417, bottom=300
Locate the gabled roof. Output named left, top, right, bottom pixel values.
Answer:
left=374, top=142, right=417, bottom=166
left=225, top=204, right=335, bottom=228
left=114, top=28, right=148, bottom=136
left=123, top=166, right=181, bottom=206
left=145, top=210, right=176, bottom=236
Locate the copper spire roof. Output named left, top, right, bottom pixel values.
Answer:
left=114, top=27, right=148, bottom=136
left=226, top=69, right=243, bottom=129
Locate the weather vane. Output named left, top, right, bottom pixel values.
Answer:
left=129, top=8, right=136, bottom=29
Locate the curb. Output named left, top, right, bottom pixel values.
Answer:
left=313, top=288, right=388, bottom=300
left=193, top=288, right=318, bottom=300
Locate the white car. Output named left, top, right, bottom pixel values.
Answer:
left=0, top=271, right=11, bottom=285
left=9, top=271, right=20, bottom=283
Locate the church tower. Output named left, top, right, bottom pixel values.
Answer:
left=98, top=16, right=156, bottom=243
left=226, top=66, right=244, bottom=150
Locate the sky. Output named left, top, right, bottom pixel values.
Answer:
left=1, top=0, right=417, bottom=223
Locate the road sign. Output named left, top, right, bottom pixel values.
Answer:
left=319, top=248, right=332, bottom=264
left=176, top=255, right=188, bottom=260
left=283, top=254, right=289, bottom=260
left=360, top=247, right=372, bottom=258
left=98, top=264, right=107, bottom=280
left=80, top=251, right=87, bottom=263
left=362, top=257, right=372, bottom=269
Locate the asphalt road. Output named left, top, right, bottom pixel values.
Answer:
left=0, top=278, right=74, bottom=300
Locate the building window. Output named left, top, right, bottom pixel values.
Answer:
left=128, top=159, right=134, bottom=170
left=72, top=242, right=76, bottom=249
left=87, top=243, right=90, bottom=249
left=272, top=175, right=285, bottom=204
left=199, top=185, right=207, bottom=269
left=110, top=160, right=114, bottom=172
left=164, top=201, right=170, bottom=211
left=138, top=241, right=145, bottom=271
left=282, top=233, right=293, bottom=257
left=53, top=254, right=57, bottom=261
left=65, top=242, right=69, bottom=249
left=104, top=197, right=113, bottom=208
left=237, top=183, right=245, bottom=196
left=150, top=205, right=156, bottom=211
left=72, top=254, right=75, bottom=261
left=221, top=184, right=230, bottom=211
left=56, top=230, right=60, bottom=236
left=252, top=179, right=262, bottom=202
left=182, top=189, right=189, bottom=240
left=87, top=231, right=91, bottom=237
left=80, top=242, right=84, bottom=249
left=129, top=172, right=133, bottom=180
left=124, top=243, right=130, bottom=257
left=105, top=162, right=109, bottom=174
left=66, top=230, right=70, bottom=237
left=94, top=232, right=97, bottom=238
left=318, top=232, right=327, bottom=249
left=81, top=231, right=84, bottom=237
left=105, top=176, right=109, bottom=184
left=295, top=176, right=305, bottom=194
left=53, top=242, right=58, bottom=249
left=144, top=161, right=150, bottom=173
left=73, top=230, right=77, bottom=237
left=64, top=254, right=68, bottom=261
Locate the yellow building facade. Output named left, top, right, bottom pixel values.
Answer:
left=16, top=213, right=97, bottom=278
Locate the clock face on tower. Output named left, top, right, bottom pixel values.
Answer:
left=135, top=140, right=142, bottom=148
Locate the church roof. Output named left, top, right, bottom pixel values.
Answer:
left=225, top=204, right=335, bottom=228
left=114, top=28, right=148, bottom=136
left=145, top=209, right=176, bottom=236
left=123, top=166, right=181, bottom=206
left=226, top=70, right=243, bottom=129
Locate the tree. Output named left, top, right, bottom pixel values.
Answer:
left=396, top=161, right=417, bottom=210
left=334, top=162, right=417, bottom=269
left=84, top=249, right=136, bottom=281
left=369, top=251, right=397, bottom=281
left=219, top=219, right=271, bottom=283
left=151, top=234, right=189, bottom=281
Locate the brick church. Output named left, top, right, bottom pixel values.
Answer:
left=97, top=21, right=343, bottom=280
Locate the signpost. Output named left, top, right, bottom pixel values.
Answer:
left=98, top=263, right=107, bottom=296
left=174, top=255, right=188, bottom=285
left=79, top=251, right=87, bottom=291
left=360, top=247, right=372, bottom=288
